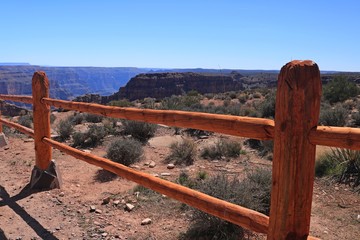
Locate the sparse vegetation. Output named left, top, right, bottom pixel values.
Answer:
left=107, top=138, right=143, bottom=166
left=316, top=148, right=360, bottom=191
left=17, top=114, right=32, bottom=128
left=72, top=124, right=107, bottom=148
left=166, top=139, right=196, bottom=165
left=121, top=120, right=157, bottom=143
left=182, top=168, right=272, bottom=239
left=323, top=76, right=359, bottom=104
left=319, top=104, right=348, bottom=126
left=57, top=120, right=73, bottom=141
left=201, top=139, right=242, bottom=160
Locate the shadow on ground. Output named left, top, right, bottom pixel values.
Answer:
left=0, top=185, right=59, bottom=240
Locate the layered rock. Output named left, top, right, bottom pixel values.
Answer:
left=105, top=72, right=245, bottom=101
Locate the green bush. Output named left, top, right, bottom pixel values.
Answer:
left=182, top=168, right=272, bottom=239
left=201, top=139, right=242, bottom=160
left=18, top=114, right=32, bottom=128
left=108, top=99, right=134, bottom=107
left=166, top=139, right=196, bottom=165
left=258, top=91, right=276, bottom=118
left=67, top=113, right=84, bottom=125
left=72, top=124, right=107, bottom=148
left=319, top=104, right=348, bottom=126
left=57, top=120, right=73, bottom=141
left=107, top=138, right=143, bottom=166
left=323, top=76, right=359, bottom=104
left=83, top=113, right=104, bottom=123
left=121, top=120, right=157, bottom=143
left=316, top=148, right=360, bottom=190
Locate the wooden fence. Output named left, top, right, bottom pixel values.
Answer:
left=1, top=60, right=358, bottom=239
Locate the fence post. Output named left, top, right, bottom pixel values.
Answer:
left=30, top=71, right=61, bottom=189
left=267, top=61, right=321, bottom=239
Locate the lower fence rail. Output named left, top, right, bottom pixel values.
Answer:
left=0, top=116, right=320, bottom=239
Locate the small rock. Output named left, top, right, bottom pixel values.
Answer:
left=125, top=203, right=135, bottom=211
left=95, top=209, right=102, bottom=214
left=102, top=197, right=110, bottom=205
left=149, top=161, right=156, bottom=168
left=335, top=187, right=339, bottom=191
left=83, top=149, right=91, bottom=153
left=324, top=230, right=328, bottom=234
left=152, top=174, right=159, bottom=177
left=24, top=138, right=34, bottom=142
left=113, top=200, right=120, bottom=205
left=101, top=232, right=108, bottom=237
left=198, top=135, right=209, bottom=139
left=167, top=164, right=175, bottom=169
left=55, top=226, right=61, bottom=231
left=59, top=192, right=65, bottom=197
left=161, top=172, right=171, bottom=177
left=94, top=221, right=101, bottom=226
left=141, top=218, right=152, bottom=225
left=357, top=214, right=360, bottom=222
left=89, top=206, right=96, bottom=212
left=4, top=146, right=10, bottom=150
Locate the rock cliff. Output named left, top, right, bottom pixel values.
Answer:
left=0, top=66, right=146, bottom=100
left=105, top=72, right=245, bottom=101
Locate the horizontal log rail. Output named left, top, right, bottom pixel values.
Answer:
left=42, top=137, right=269, bottom=233
left=2, top=95, right=360, bottom=150
left=0, top=117, right=34, bottom=138
left=0, top=94, right=33, bottom=104
left=42, top=97, right=275, bottom=140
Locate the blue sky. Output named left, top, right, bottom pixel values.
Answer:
left=1, top=1, right=359, bottom=71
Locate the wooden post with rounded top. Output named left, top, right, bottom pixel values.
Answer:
left=32, top=71, right=52, bottom=170
left=267, top=60, right=321, bottom=239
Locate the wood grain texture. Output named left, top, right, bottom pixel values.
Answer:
left=42, top=137, right=270, bottom=234
left=32, top=72, right=52, bottom=170
left=267, top=60, right=321, bottom=240
left=0, top=117, right=34, bottom=138
left=0, top=94, right=33, bottom=104
left=310, top=126, right=360, bottom=150
left=42, top=98, right=275, bottom=140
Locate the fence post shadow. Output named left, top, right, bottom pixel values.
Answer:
left=0, top=184, right=59, bottom=240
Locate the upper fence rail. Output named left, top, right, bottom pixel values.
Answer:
left=1, top=94, right=360, bottom=150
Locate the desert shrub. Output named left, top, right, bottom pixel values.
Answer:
left=253, top=92, right=262, bottom=98
left=183, top=128, right=212, bottom=138
left=121, top=120, right=157, bottom=143
left=176, top=171, right=196, bottom=188
left=108, top=99, right=134, bottom=107
left=107, top=138, right=143, bottom=166
left=57, top=120, right=73, bottom=141
left=323, top=76, right=359, bottom=104
left=319, top=104, right=348, bottom=126
left=316, top=148, right=360, bottom=190
left=351, top=112, right=360, bottom=127
left=67, top=113, right=84, bottom=125
left=72, top=124, right=107, bottom=148
left=83, top=113, right=103, bottom=123
left=18, top=114, right=32, bottom=128
left=50, top=113, right=56, bottom=124
left=201, top=139, right=242, bottom=160
left=258, top=91, right=276, bottom=118
left=197, top=170, right=208, bottom=180
left=182, top=168, right=271, bottom=239
left=166, top=139, right=196, bottom=165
